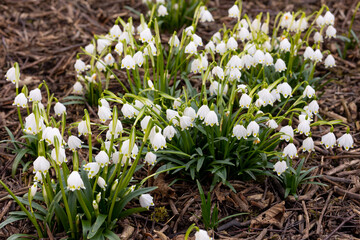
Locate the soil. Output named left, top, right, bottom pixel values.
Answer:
left=1, top=0, right=360, bottom=239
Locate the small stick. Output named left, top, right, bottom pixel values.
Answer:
left=316, top=191, right=333, bottom=235
left=323, top=214, right=356, bottom=240
left=302, top=201, right=310, bottom=239
left=325, top=160, right=360, bottom=176
left=334, top=186, right=360, bottom=200
left=0, top=200, right=12, bottom=222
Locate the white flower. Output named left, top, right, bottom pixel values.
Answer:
left=324, top=55, right=336, bottom=68
left=120, top=139, right=138, bottom=158
left=308, top=100, right=319, bottom=114
left=247, top=121, right=259, bottom=137
left=33, top=156, right=50, bottom=174
left=264, top=52, right=273, bottom=66
left=215, top=41, right=227, bottom=55
left=121, top=103, right=136, bottom=119
left=96, top=60, right=106, bottom=71
left=296, top=120, right=311, bottom=136
left=251, top=19, right=261, bottom=32
left=238, top=28, right=250, bottom=41
left=85, top=43, right=95, bottom=54
left=195, top=229, right=212, bottom=240
left=166, top=109, right=180, bottom=126
left=28, top=88, right=42, bottom=102
left=95, top=151, right=110, bottom=168
left=271, top=89, right=281, bottom=102
left=266, top=119, right=278, bottom=129
left=115, top=42, right=123, bottom=55
left=232, top=125, right=247, bottom=139
left=168, top=35, right=180, bottom=47
left=180, top=116, right=193, bottom=130
left=185, top=26, right=194, bottom=36
left=67, top=171, right=85, bottom=191
left=185, top=41, right=197, bottom=54
left=139, top=194, right=154, bottom=209
left=121, top=55, right=136, bottom=70
left=274, top=161, right=288, bottom=176
left=279, top=125, right=294, bottom=142
left=172, top=98, right=181, bottom=109
left=321, top=132, right=336, bottom=148
left=193, top=34, right=203, bottom=47
left=51, top=147, right=67, bottom=165
left=280, top=12, right=293, bottom=29
left=68, top=136, right=82, bottom=151
left=42, top=127, right=62, bottom=146
left=316, top=16, right=325, bottom=27
left=157, top=5, right=168, bottom=16
left=228, top=5, right=240, bottom=18
left=54, top=102, right=66, bottom=116
left=204, top=111, right=218, bottom=126
left=141, top=116, right=152, bottom=132
left=163, top=125, right=176, bottom=140
left=74, top=59, right=86, bottom=73
left=277, top=82, right=292, bottom=98
left=258, top=88, right=275, bottom=106
left=337, top=133, right=353, bottom=150
left=119, top=32, right=130, bottom=44
left=324, top=11, right=335, bottom=25
left=104, top=53, right=115, bottom=66
left=303, top=85, right=315, bottom=98
left=145, top=152, right=157, bottom=165
left=314, top=32, right=323, bottom=43
left=24, top=113, right=45, bottom=135
left=5, top=67, right=17, bottom=84
left=304, top=47, right=314, bottom=61
left=283, top=143, right=298, bottom=158
left=212, top=66, right=224, bottom=80
left=184, top=107, right=196, bottom=121
left=209, top=81, right=228, bottom=96
left=239, top=94, right=251, bottom=108
left=33, top=171, right=43, bottom=183
left=261, top=22, right=269, bottom=33
left=227, top=37, right=238, bottom=51
left=98, top=106, right=112, bottom=123
left=78, top=120, right=89, bottom=136
left=196, top=105, right=210, bottom=120
left=72, top=81, right=83, bottom=94
left=97, top=177, right=107, bottom=189
left=30, top=183, right=37, bottom=198
left=302, top=137, right=315, bottom=152
left=275, top=59, right=286, bottom=72
left=279, top=39, right=291, bottom=52
left=326, top=25, right=336, bottom=38
left=110, top=24, right=122, bottom=38
left=140, top=28, right=153, bottom=43
left=108, top=119, right=123, bottom=135
left=253, top=50, right=265, bottom=64
left=205, top=41, right=216, bottom=53
left=200, top=10, right=214, bottom=22
left=13, top=93, right=27, bottom=108
left=228, top=68, right=241, bottom=81
left=227, top=55, right=243, bottom=69
left=97, top=38, right=111, bottom=54
left=133, top=51, right=144, bottom=67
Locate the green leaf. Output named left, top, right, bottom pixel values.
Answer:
left=196, top=157, right=205, bottom=172
left=7, top=233, right=37, bottom=240
left=0, top=215, right=26, bottom=229
left=103, top=229, right=121, bottom=240
left=117, top=207, right=147, bottom=219
left=12, top=148, right=30, bottom=178
left=88, top=214, right=107, bottom=238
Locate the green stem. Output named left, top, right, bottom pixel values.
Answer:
left=76, top=190, right=92, bottom=221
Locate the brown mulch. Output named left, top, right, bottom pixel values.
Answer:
left=1, top=0, right=360, bottom=239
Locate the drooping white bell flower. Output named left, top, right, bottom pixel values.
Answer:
left=74, top=60, right=86, bottom=74
left=275, top=59, right=286, bottom=72
left=308, top=100, right=319, bottom=114
left=145, top=152, right=157, bottom=166
left=85, top=43, right=95, bottom=54
left=185, top=41, right=197, bottom=54
left=109, top=119, right=124, bottom=135
left=238, top=27, right=250, bottom=42
left=166, top=109, right=180, bottom=126
left=78, top=120, right=89, bottom=136
left=279, top=39, right=291, bottom=52
left=104, top=53, right=115, bottom=66
left=84, top=162, right=100, bottom=178
left=24, top=113, right=45, bottom=135
left=30, top=183, right=37, bottom=198
left=277, top=82, right=292, bottom=98
left=326, top=25, right=336, bottom=38
left=337, top=133, right=353, bottom=151
left=115, top=42, right=123, bottom=56
left=279, top=125, right=294, bottom=142
left=95, top=151, right=110, bottom=168
left=51, top=147, right=67, bottom=165
left=313, top=49, right=323, bottom=62
left=264, top=52, right=273, bottom=66
left=192, top=34, right=203, bottom=47
left=95, top=60, right=106, bottom=72
left=197, top=105, right=210, bottom=120
left=324, top=11, right=335, bottom=25
left=205, top=41, right=216, bottom=53
left=42, top=127, right=62, bottom=146
left=151, top=132, right=167, bottom=151
left=273, top=161, right=288, bottom=176
left=73, top=82, right=83, bottom=94
left=184, top=26, right=194, bottom=36
left=33, top=171, right=43, bottom=183
left=121, top=55, right=136, bottom=70
left=304, top=47, right=314, bottom=61
left=97, top=177, right=107, bottom=190
left=110, top=24, right=122, bottom=39
left=303, top=85, right=315, bottom=98
left=324, top=55, right=336, bottom=68
left=139, top=194, right=154, bottom=209
left=140, top=116, right=152, bottom=132
left=68, top=136, right=82, bottom=151
left=13, top=93, right=27, bottom=108
left=157, top=5, right=168, bottom=17
left=316, top=16, right=325, bottom=27
left=54, top=102, right=66, bottom=116
left=96, top=38, right=111, bottom=54
left=98, top=106, right=112, bottom=123
left=280, top=12, right=293, bottom=29
left=5, top=67, right=17, bottom=84
left=232, top=124, right=247, bottom=140
left=173, top=98, right=182, bottom=109
left=239, top=93, right=251, bottom=108
left=204, top=111, right=219, bottom=127
left=227, top=55, right=243, bottom=69
left=184, top=107, right=196, bottom=121
left=120, top=139, right=138, bottom=159
left=168, top=35, right=180, bottom=47
left=209, top=81, right=228, bottom=96
left=302, top=137, right=315, bottom=152
left=179, top=116, right=193, bottom=130
left=212, top=66, right=224, bottom=80
left=140, top=28, right=153, bottom=43
left=266, top=119, right=278, bottom=129
left=33, top=156, right=50, bottom=174
left=296, top=120, right=311, bottom=136
left=226, top=37, right=238, bottom=51
left=271, top=89, right=281, bottom=102
left=258, top=88, right=275, bottom=106
left=195, top=229, right=212, bottom=240
left=314, top=32, right=323, bottom=43
left=283, top=143, right=298, bottom=159
left=163, top=125, right=176, bottom=140
left=215, top=41, right=227, bottom=55
left=321, top=132, right=336, bottom=148
left=28, top=88, right=42, bottom=102
left=121, top=103, right=136, bottom=119
left=228, top=5, right=240, bottom=18
left=200, top=10, right=214, bottom=22
left=67, top=171, right=85, bottom=191
left=133, top=51, right=144, bottom=67
left=247, top=121, right=260, bottom=137
left=253, top=50, right=265, bottom=64
left=228, top=68, right=241, bottom=81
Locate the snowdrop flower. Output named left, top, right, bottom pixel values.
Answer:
left=247, top=121, right=259, bottom=137
left=274, top=161, right=288, bottom=176
left=163, top=125, right=176, bottom=140
left=67, top=171, right=85, bottom=191
left=140, top=116, right=151, bottom=132
left=97, top=177, right=107, bottom=190
left=228, top=5, right=240, bottom=18
left=5, top=67, right=17, bottom=84
left=303, top=85, right=315, bottom=98
left=204, top=111, right=218, bottom=126
left=145, top=152, right=157, bottom=166
left=232, top=124, right=247, bottom=139
left=238, top=28, right=250, bottom=42
left=302, top=137, right=315, bottom=152
left=54, top=102, right=66, bottom=116
left=209, top=81, right=228, bottom=96
left=258, top=88, right=275, bottom=106
left=140, top=28, right=153, bottom=43
left=313, top=49, right=323, bottom=62
left=85, top=43, right=95, bottom=54
left=98, top=106, right=112, bottom=123
left=227, top=37, right=238, bottom=51
left=337, top=133, right=353, bottom=150
left=72, top=82, right=83, bottom=94
left=275, top=59, right=286, bottom=72
left=326, top=25, right=336, bottom=38
left=277, top=82, right=292, bottom=98
left=168, top=35, right=180, bottom=47
left=185, top=41, right=197, bottom=54
left=85, top=73, right=97, bottom=83
left=308, top=100, right=319, bottom=114
left=157, top=5, right=168, bottom=16
left=251, top=18, right=261, bottom=32
left=191, top=59, right=202, bottom=74
left=29, top=88, right=42, bottom=102
left=324, top=11, right=335, bottom=25
left=280, top=12, right=293, bottom=28
left=215, top=41, right=227, bottom=55
left=193, top=34, right=203, bottom=47
left=324, top=55, right=336, bottom=68
left=33, top=171, right=43, bottom=183
left=200, top=10, right=214, bottom=22
left=184, top=107, right=196, bottom=121
left=227, top=55, right=242, bottom=69
left=239, top=93, right=251, bottom=108
left=13, top=93, right=27, bottom=108
left=104, top=53, right=115, bottom=66
left=283, top=143, right=298, bottom=159
left=321, top=132, right=336, bottom=148
left=166, top=109, right=180, bottom=126
left=33, top=156, right=50, bottom=174
left=266, top=119, right=278, bottom=129
left=74, top=59, right=86, bottom=73
left=108, top=119, right=123, bottom=135
left=78, top=120, right=89, bottom=136
left=180, top=116, right=193, bottom=130
left=133, top=51, right=144, bottom=67
left=51, top=147, right=67, bottom=165
left=24, top=113, right=45, bottom=135
left=121, top=55, right=135, bottom=70
left=212, top=66, right=224, bottom=80
left=173, top=98, right=182, bottom=109
left=30, top=183, right=37, bottom=199
left=42, top=127, right=62, bottom=146
left=205, top=41, right=216, bottom=53
left=139, top=194, right=154, bottom=209
left=197, top=105, right=210, bottom=120
left=279, top=125, right=294, bottom=142
left=95, top=151, right=110, bottom=168
left=261, top=22, right=269, bottom=34
left=229, top=68, right=241, bottom=81
left=304, top=47, right=314, bottom=61
left=263, top=41, right=272, bottom=51
left=151, top=131, right=166, bottom=151
left=97, top=38, right=111, bottom=54
left=95, top=60, right=106, bottom=71
left=243, top=55, right=253, bottom=68
left=195, top=229, right=212, bottom=240
left=296, top=120, right=311, bottom=136
left=110, top=24, right=122, bottom=38
left=68, top=136, right=82, bottom=151
left=120, top=139, right=138, bottom=159
left=253, top=50, right=265, bottom=64
left=314, top=32, right=323, bottom=43
left=121, top=103, right=136, bottom=119
left=185, top=26, right=194, bottom=36
left=279, top=39, right=291, bottom=52
left=115, top=42, right=123, bottom=55
left=316, top=16, right=325, bottom=27
left=119, top=32, right=130, bottom=44
left=271, top=89, right=281, bottom=102
left=264, top=52, right=273, bottom=66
